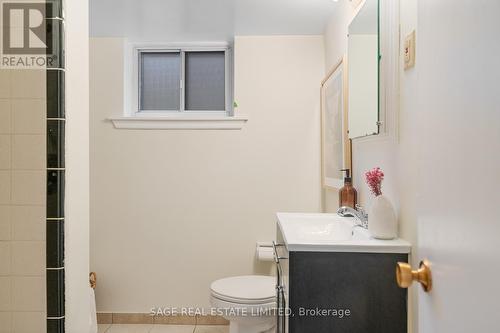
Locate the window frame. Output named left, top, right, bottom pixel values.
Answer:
left=132, top=43, right=233, bottom=117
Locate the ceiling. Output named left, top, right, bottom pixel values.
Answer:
left=90, top=0, right=340, bottom=41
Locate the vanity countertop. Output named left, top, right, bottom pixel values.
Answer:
left=277, top=212, right=411, bottom=254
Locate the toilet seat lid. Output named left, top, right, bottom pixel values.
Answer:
left=211, top=275, right=276, bottom=304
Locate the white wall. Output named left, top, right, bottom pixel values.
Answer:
left=323, top=0, right=418, bottom=331
left=90, top=36, right=324, bottom=311
left=395, top=2, right=418, bottom=331
left=65, top=0, right=91, bottom=331
left=324, top=2, right=357, bottom=70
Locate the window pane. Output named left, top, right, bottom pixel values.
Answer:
left=140, top=52, right=180, bottom=111
left=185, top=51, right=226, bottom=111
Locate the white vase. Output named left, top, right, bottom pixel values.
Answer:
left=368, top=195, right=398, bottom=240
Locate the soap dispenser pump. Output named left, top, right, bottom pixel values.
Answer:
left=339, top=169, right=357, bottom=208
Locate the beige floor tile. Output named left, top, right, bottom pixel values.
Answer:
left=106, top=324, right=154, bottom=333
left=11, top=135, right=45, bottom=170
left=98, top=323, right=112, bottom=333
left=150, top=325, right=195, bottom=333
left=153, top=315, right=196, bottom=325
left=194, top=326, right=229, bottom=333
left=0, top=135, right=11, bottom=170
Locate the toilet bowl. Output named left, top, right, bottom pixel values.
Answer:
left=210, top=275, right=276, bottom=333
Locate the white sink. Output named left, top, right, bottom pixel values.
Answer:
left=277, top=212, right=411, bottom=253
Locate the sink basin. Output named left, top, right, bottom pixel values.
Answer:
left=277, top=212, right=411, bottom=253
left=286, top=213, right=369, bottom=242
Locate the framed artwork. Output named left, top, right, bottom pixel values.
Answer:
left=321, top=56, right=351, bottom=190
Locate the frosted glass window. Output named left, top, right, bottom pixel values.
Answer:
left=140, top=52, right=181, bottom=111
left=185, top=51, right=226, bottom=111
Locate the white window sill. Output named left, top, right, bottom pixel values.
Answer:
left=108, top=115, right=248, bottom=130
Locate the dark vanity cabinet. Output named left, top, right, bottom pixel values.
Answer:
left=275, top=230, right=408, bottom=333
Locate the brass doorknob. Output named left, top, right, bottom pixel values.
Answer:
left=396, top=260, right=432, bottom=292
left=89, top=272, right=97, bottom=289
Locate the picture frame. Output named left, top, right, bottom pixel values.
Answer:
left=320, top=55, right=352, bottom=190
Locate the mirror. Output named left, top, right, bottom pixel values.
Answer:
left=348, top=0, right=380, bottom=139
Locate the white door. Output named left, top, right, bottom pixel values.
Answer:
left=416, top=1, right=500, bottom=332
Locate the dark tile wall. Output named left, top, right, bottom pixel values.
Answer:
left=46, top=71, right=65, bottom=118
left=46, top=0, right=65, bottom=331
left=47, top=270, right=65, bottom=317
left=46, top=222, right=64, bottom=268
left=47, top=318, right=65, bottom=333
left=47, top=170, right=65, bottom=217
left=47, top=120, right=65, bottom=168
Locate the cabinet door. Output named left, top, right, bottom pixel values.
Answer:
left=288, top=252, right=407, bottom=333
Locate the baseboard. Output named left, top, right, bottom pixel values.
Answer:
left=97, top=313, right=229, bottom=326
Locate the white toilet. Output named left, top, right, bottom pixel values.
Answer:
left=210, top=275, right=276, bottom=333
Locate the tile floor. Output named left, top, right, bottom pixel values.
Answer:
left=98, top=324, right=229, bottom=333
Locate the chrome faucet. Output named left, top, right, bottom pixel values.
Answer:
left=337, top=205, right=368, bottom=229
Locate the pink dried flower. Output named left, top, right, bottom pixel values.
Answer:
left=365, top=167, right=384, bottom=197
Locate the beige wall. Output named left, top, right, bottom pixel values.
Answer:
left=90, top=36, right=324, bottom=311
left=0, top=69, right=47, bottom=330
left=324, top=0, right=418, bottom=332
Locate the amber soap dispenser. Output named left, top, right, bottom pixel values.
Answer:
left=339, top=169, right=357, bottom=208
